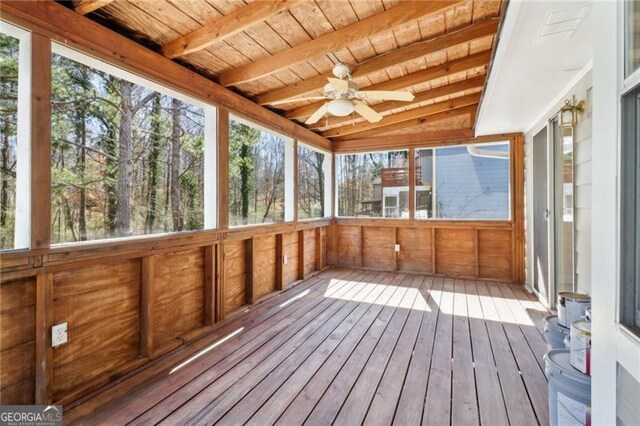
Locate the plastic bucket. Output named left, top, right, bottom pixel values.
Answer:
left=544, top=315, right=570, bottom=351
left=558, top=292, right=590, bottom=327
left=545, top=349, right=591, bottom=426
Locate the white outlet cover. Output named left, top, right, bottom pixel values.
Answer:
left=283, top=254, right=288, bottom=264
left=395, top=244, right=401, bottom=252
left=52, top=322, right=68, bottom=347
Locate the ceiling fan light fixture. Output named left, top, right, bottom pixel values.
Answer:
left=327, top=99, right=355, bottom=117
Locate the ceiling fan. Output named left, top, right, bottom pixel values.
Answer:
left=272, top=62, right=415, bottom=125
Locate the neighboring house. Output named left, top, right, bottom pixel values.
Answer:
left=375, top=144, right=510, bottom=220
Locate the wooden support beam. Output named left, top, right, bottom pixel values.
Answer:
left=217, top=108, right=230, bottom=230
left=140, top=255, right=155, bottom=358
left=286, top=50, right=491, bottom=120
left=323, top=93, right=481, bottom=138
left=314, top=227, right=322, bottom=271
left=332, top=104, right=478, bottom=141
left=297, top=230, right=305, bottom=280
left=31, top=34, right=51, bottom=249
left=35, top=272, right=53, bottom=404
left=312, top=76, right=485, bottom=130
left=1, top=1, right=330, bottom=151
left=393, top=226, right=398, bottom=271
left=75, top=0, right=114, bottom=15
left=332, top=131, right=526, bottom=153
left=359, top=226, right=364, bottom=268
left=293, top=139, right=299, bottom=222
left=255, top=18, right=499, bottom=106
left=219, top=1, right=462, bottom=87
left=275, top=234, right=284, bottom=291
left=204, top=245, right=216, bottom=325
left=512, top=135, right=526, bottom=284
left=409, top=148, right=415, bottom=221
left=474, top=228, right=480, bottom=278
left=431, top=228, right=437, bottom=274
left=216, top=241, right=225, bottom=322
left=246, top=238, right=255, bottom=304
left=161, top=0, right=305, bottom=59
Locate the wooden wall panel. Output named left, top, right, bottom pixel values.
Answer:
left=51, top=260, right=140, bottom=399
left=282, top=231, right=299, bottom=287
left=435, top=228, right=476, bottom=277
left=224, top=239, right=247, bottom=313
left=253, top=235, right=277, bottom=300
left=478, top=229, right=512, bottom=281
left=153, top=248, right=205, bottom=352
left=303, top=229, right=316, bottom=276
left=337, top=225, right=361, bottom=267
left=397, top=227, right=433, bottom=273
left=0, top=277, right=36, bottom=404
left=362, top=226, right=396, bottom=270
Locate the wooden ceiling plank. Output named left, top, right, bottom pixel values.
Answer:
left=285, top=49, right=490, bottom=120
left=161, top=0, right=306, bottom=59
left=322, top=92, right=481, bottom=138
left=254, top=18, right=498, bottom=105
left=219, top=1, right=463, bottom=87
left=75, top=0, right=115, bottom=15
left=312, top=75, right=485, bottom=129
left=332, top=104, right=478, bottom=141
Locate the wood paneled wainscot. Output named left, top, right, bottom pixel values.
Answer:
left=334, top=221, right=521, bottom=283
left=0, top=221, right=330, bottom=406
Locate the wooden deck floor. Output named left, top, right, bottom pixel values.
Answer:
left=65, top=268, right=550, bottom=425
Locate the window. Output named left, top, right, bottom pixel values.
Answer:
left=621, top=85, right=640, bottom=333
left=415, top=142, right=511, bottom=220
left=336, top=150, right=408, bottom=218
left=625, top=0, right=640, bottom=78
left=228, top=116, right=288, bottom=227
left=298, top=143, right=329, bottom=219
left=0, top=24, right=29, bottom=250
left=51, top=45, right=214, bottom=244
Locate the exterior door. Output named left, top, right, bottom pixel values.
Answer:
left=533, top=126, right=550, bottom=303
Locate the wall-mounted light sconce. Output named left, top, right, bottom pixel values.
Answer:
left=559, top=98, right=586, bottom=127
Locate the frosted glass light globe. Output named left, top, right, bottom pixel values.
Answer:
left=327, top=99, right=355, bottom=117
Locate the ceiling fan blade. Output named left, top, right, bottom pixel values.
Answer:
left=327, top=77, right=349, bottom=92
left=356, top=90, right=415, bottom=102
left=305, top=103, right=329, bottom=125
left=354, top=102, right=383, bottom=123
left=268, top=96, right=327, bottom=106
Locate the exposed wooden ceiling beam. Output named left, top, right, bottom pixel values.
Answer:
left=323, top=93, right=481, bottom=138
left=161, top=0, right=305, bottom=59
left=254, top=18, right=499, bottom=106
left=332, top=129, right=476, bottom=152
left=218, top=1, right=463, bottom=87
left=286, top=50, right=491, bottom=121
left=75, top=0, right=114, bottom=15
left=332, top=104, right=478, bottom=141
left=312, top=75, right=485, bottom=130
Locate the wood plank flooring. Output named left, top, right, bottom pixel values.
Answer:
left=65, top=268, right=550, bottom=425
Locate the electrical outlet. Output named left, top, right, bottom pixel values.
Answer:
left=52, top=322, right=67, bottom=347
left=395, top=244, right=401, bottom=253
left=283, top=254, right=288, bottom=264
